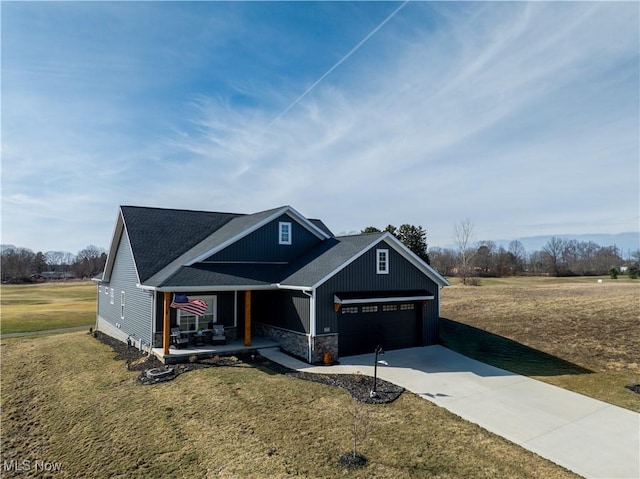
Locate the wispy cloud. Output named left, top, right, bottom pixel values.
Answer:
left=1, top=2, right=637, bottom=252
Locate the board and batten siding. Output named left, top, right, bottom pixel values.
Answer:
left=205, top=214, right=322, bottom=263
left=315, top=238, right=441, bottom=341
left=99, top=231, right=154, bottom=347
left=251, top=290, right=310, bottom=334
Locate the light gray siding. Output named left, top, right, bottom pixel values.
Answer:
left=99, top=231, right=154, bottom=346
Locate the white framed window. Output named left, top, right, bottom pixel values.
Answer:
left=178, top=295, right=217, bottom=332
left=110, top=288, right=114, bottom=304
left=120, top=291, right=125, bottom=319
left=279, top=222, right=292, bottom=245
left=376, top=249, right=389, bottom=274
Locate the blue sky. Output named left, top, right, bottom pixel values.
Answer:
left=2, top=1, right=638, bottom=254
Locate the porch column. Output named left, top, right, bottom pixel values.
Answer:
left=244, top=290, right=251, bottom=346
left=163, top=291, right=171, bottom=355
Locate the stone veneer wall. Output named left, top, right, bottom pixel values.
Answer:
left=254, top=323, right=309, bottom=361
left=311, top=334, right=339, bottom=364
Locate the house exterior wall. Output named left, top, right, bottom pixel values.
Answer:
left=315, top=238, right=440, bottom=343
left=97, top=231, right=154, bottom=348
left=205, top=214, right=323, bottom=263
left=251, top=290, right=309, bottom=334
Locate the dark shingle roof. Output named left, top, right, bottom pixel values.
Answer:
left=280, top=233, right=385, bottom=287
left=121, top=206, right=240, bottom=282
left=159, top=263, right=287, bottom=288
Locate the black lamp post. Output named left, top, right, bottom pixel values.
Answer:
left=370, top=344, right=384, bottom=398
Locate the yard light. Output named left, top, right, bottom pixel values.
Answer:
left=370, top=345, right=385, bottom=398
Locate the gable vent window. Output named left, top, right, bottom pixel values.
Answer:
left=376, top=249, right=389, bottom=274
left=279, top=222, right=292, bottom=245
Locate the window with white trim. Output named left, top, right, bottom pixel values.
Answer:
left=376, top=249, right=389, bottom=274
left=120, top=291, right=125, bottom=319
left=279, top=222, right=292, bottom=245
left=177, top=295, right=217, bottom=332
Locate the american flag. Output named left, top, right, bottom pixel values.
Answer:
left=170, top=294, right=208, bottom=316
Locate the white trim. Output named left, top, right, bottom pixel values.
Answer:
left=334, top=294, right=434, bottom=305
left=279, top=221, right=292, bottom=245
left=137, top=284, right=278, bottom=292
left=274, top=284, right=313, bottom=292
left=186, top=206, right=329, bottom=266
left=376, top=248, right=389, bottom=274
left=312, top=233, right=450, bottom=290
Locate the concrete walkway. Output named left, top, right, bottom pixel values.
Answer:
left=260, top=345, right=640, bottom=479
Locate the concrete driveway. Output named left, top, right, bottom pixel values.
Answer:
left=260, top=345, right=640, bottom=479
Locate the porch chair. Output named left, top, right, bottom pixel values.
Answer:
left=211, top=324, right=226, bottom=345
left=170, top=327, right=189, bottom=349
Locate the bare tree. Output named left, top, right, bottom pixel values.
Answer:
left=454, top=218, right=476, bottom=285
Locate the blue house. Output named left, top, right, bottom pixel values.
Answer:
left=95, top=205, right=449, bottom=363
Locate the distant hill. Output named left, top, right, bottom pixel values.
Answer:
left=435, top=232, right=639, bottom=257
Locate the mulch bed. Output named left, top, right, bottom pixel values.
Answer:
left=92, top=331, right=403, bottom=403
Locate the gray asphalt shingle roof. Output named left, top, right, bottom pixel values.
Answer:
left=121, top=206, right=240, bottom=282
left=120, top=205, right=336, bottom=286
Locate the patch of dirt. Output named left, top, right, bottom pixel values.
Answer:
left=93, top=332, right=403, bottom=403
left=338, top=452, right=368, bottom=469
left=625, top=384, right=640, bottom=395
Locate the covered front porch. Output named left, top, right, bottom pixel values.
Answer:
left=151, top=336, right=279, bottom=364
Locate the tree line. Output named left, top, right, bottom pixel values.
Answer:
left=363, top=221, right=639, bottom=280
left=1, top=245, right=107, bottom=283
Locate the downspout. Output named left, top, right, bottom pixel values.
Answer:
left=303, top=289, right=314, bottom=363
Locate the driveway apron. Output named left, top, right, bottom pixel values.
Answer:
left=260, top=345, right=640, bottom=479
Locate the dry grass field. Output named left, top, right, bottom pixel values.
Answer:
left=0, top=282, right=96, bottom=334
left=440, top=277, right=640, bottom=412
left=0, top=332, right=578, bottom=478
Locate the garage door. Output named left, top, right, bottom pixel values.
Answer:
left=338, top=303, right=421, bottom=357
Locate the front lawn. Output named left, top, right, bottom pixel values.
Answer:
left=0, top=332, right=577, bottom=478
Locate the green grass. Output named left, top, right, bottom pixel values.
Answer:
left=0, top=333, right=578, bottom=478
left=0, top=282, right=96, bottom=334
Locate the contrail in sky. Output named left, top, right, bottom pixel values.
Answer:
left=265, top=1, right=410, bottom=130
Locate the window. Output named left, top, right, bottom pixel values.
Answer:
left=178, top=295, right=217, bottom=332
left=98, top=286, right=102, bottom=293
left=110, top=288, right=114, bottom=305
left=400, top=303, right=415, bottom=310
left=362, top=305, right=378, bottom=313
left=120, top=291, right=125, bottom=319
left=279, top=222, right=292, bottom=245
left=376, top=249, right=389, bottom=274
left=341, top=306, right=359, bottom=314
left=382, top=304, right=398, bottom=312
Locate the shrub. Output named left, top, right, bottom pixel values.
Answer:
left=609, top=268, right=618, bottom=279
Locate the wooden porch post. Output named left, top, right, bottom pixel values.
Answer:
left=244, top=290, right=251, bottom=346
left=163, top=291, right=171, bottom=355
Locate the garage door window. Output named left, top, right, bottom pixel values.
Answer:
left=382, top=304, right=397, bottom=312
left=400, top=303, right=415, bottom=310
left=342, top=306, right=358, bottom=314
left=362, top=305, right=378, bottom=313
